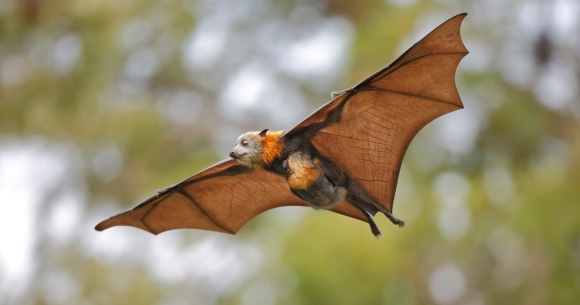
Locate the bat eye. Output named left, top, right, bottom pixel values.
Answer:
left=241, top=140, right=248, bottom=146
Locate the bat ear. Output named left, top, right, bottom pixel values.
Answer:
left=259, top=129, right=268, bottom=137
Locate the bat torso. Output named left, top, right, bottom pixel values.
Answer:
left=284, top=151, right=346, bottom=210
left=247, top=131, right=346, bottom=210
left=258, top=131, right=304, bottom=176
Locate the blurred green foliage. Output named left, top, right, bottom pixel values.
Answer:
left=1, top=0, right=579, bottom=304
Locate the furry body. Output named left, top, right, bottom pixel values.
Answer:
left=230, top=128, right=404, bottom=238
left=284, top=151, right=347, bottom=210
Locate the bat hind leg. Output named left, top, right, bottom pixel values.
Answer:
left=347, top=180, right=405, bottom=229
left=347, top=201, right=382, bottom=239
left=382, top=210, right=405, bottom=228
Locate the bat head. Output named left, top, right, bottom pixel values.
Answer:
left=230, top=129, right=268, bottom=167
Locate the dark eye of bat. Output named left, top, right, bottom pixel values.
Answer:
left=241, top=140, right=248, bottom=146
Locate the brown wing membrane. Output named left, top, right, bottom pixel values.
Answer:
left=286, top=14, right=468, bottom=214
left=97, top=14, right=466, bottom=235
left=96, top=159, right=366, bottom=235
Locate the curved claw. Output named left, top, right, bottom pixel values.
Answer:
left=371, top=224, right=383, bottom=239
left=330, top=87, right=352, bottom=99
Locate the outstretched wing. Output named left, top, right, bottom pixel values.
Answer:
left=96, top=14, right=466, bottom=235
left=96, top=159, right=366, bottom=235
left=286, top=14, right=468, bottom=214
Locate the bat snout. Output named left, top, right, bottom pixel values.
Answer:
left=229, top=151, right=236, bottom=159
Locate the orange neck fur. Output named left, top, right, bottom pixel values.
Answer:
left=260, top=130, right=284, bottom=166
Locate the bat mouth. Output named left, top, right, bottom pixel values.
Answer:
left=229, top=152, right=245, bottom=159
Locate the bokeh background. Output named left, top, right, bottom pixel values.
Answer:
left=1, top=0, right=579, bottom=304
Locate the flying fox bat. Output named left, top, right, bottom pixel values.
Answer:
left=96, top=13, right=468, bottom=238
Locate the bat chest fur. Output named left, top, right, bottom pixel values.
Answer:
left=286, top=152, right=345, bottom=210
left=287, top=166, right=320, bottom=190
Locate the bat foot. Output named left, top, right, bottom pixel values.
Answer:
left=383, top=211, right=405, bottom=228
left=370, top=223, right=382, bottom=239
left=346, top=200, right=383, bottom=238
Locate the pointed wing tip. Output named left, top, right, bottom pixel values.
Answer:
left=452, top=13, right=468, bottom=21
left=94, top=215, right=158, bottom=235
left=94, top=222, right=161, bottom=235
left=436, top=12, right=468, bottom=110
left=455, top=13, right=469, bottom=108
left=457, top=13, right=469, bottom=51
left=94, top=214, right=238, bottom=236
left=95, top=222, right=237, bottom=236
left=94, top=223, right=105, bottom=232
left=435, top=13, right=468, bottom=55
left=94, top=218, right=114, bottom=232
